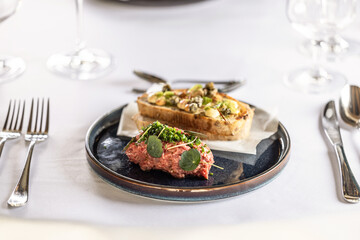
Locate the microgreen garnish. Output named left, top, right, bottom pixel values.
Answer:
left=147, top=135, right=163, bottom=158
left=184, top=130, right=207, bottom=139
left=200, top=160, right=224, bottom=170
left=217, top=109, right=229, bottom=123
left=136, top=126, right=152, bottom=143
left=158, top=126, right=165, bottom=138
left=211, top=163, right=224, bottom=170
left=166, top=137, right=198, bottom=150
left=123, top=137, right=136, bottom=151
left=179, top=148, right=201, bottom=171
left=213, top=102, right=222, bottom=109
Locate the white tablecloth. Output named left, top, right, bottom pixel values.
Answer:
left=1, top=0, right=360, bottom=238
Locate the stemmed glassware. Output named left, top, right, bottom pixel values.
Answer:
left=299, top=0, right=357, bottom=60
left=47, top=0, right=113, bottom=80
left=285, top=0, right=356, bottom=93
left=0, top=0, right=26, bottom=83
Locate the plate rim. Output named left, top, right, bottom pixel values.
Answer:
left=85, top=103, right=291, bottom=198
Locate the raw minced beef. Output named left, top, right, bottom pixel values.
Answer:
left=125, top=140, right=214, bottom=179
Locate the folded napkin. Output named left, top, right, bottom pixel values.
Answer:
left=117, top=102, right=278, bottom=165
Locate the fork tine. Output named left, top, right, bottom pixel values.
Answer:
left=27, top=99, right=34, bottom=133
left=34, top=99, right=39, bottom=133
left=39, top=98, right=44, bottom=132
left=18, top=100, right=25, bottom=131
left=12, top=100, right=21, bottom=131
left=45, top=99, right=49, bottom=133
left=9, top=100, right=16, bottom=131
left=2, top=100, right=12, bottom=130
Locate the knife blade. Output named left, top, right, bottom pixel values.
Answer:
left=133, top=70, right=246, bottom=86
left=133, top=70, right=167, bottom=84
left=321, top=100, right=360, bottom=203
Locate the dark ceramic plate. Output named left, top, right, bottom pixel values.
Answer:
left=114, top=0, right=207, bottom=6
left=85, top=104, right=291, bottom=202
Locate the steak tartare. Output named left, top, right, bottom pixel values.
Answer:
left=124, top=121, right=214, bottom=179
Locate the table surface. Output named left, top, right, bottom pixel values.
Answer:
left=1, top=0, right=360, bottom=237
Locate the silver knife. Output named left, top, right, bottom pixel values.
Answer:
left=132, top=70, right=246, bottom=93
left=321, top=100, right=360, bottom=203
left=133, top=70, right=245, bottom=85
left=133, top=70, right=167, bottom=84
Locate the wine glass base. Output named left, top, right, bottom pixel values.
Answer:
left=284, top=67, right=347, bottom=94
left=47, top=48, right=113, bottom=80
left=0, top=56, right=26, bottom=83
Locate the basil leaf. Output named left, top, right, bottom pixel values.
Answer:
left=147, top=135, right=163, bottom=158
left=179, top=148, right=201, bottom=171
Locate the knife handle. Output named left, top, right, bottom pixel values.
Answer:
left=334, top=144, right=360, bottom=203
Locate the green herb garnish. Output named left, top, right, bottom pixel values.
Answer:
left=202, top=96, right=212, bottom=105
left=189, top=84, right=203, bottom=92
left=179, top=148, right=201, bottom=171
left=136, top=125, right=152, bottom=143
left=123, top=137, right=136, bottom=151
left=164, top=91, right=174, bottom=98
left=166, top=137, right=198, bottom=150
left=147, top=135, right=163, bottom=158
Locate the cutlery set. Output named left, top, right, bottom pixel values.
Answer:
left=321, top=85, right=360, bottom=203
left=132, top=70, right=246, bottom=93
left=0, top=99, right=49, bottom=207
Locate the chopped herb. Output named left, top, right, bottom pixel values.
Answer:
left=202, top=96, right=212, bottom=105
left=155, top=92, right=164, bottom=97
left=164, top=91, right=174, bottom=98
left=210, top=172, right=213, bottom=176
left=189, top=84, right=203, bottom=92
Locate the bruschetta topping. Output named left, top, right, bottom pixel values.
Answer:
left=146, top=83, right=243, bottom=120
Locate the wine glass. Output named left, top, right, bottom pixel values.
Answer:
left=0, top=0, right=26, bottom=83
left=47, top=0, right=113, bottom=80
left=285, top=0, right=351, bottom=93
left=298, top=0, right=357, bottom=60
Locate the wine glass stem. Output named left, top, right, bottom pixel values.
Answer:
left=309, top=41, right=329, bottom=82
left=311, top=41, right=321, bottom=72
left=75, top=0, right=86, bottom=52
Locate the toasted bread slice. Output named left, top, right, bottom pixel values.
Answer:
left=135, top=92, right=254, bottom=141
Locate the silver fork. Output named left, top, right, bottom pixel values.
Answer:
left=0, top=100, right=25, bottom=158
left=8, top=98, right=49, bottom=207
